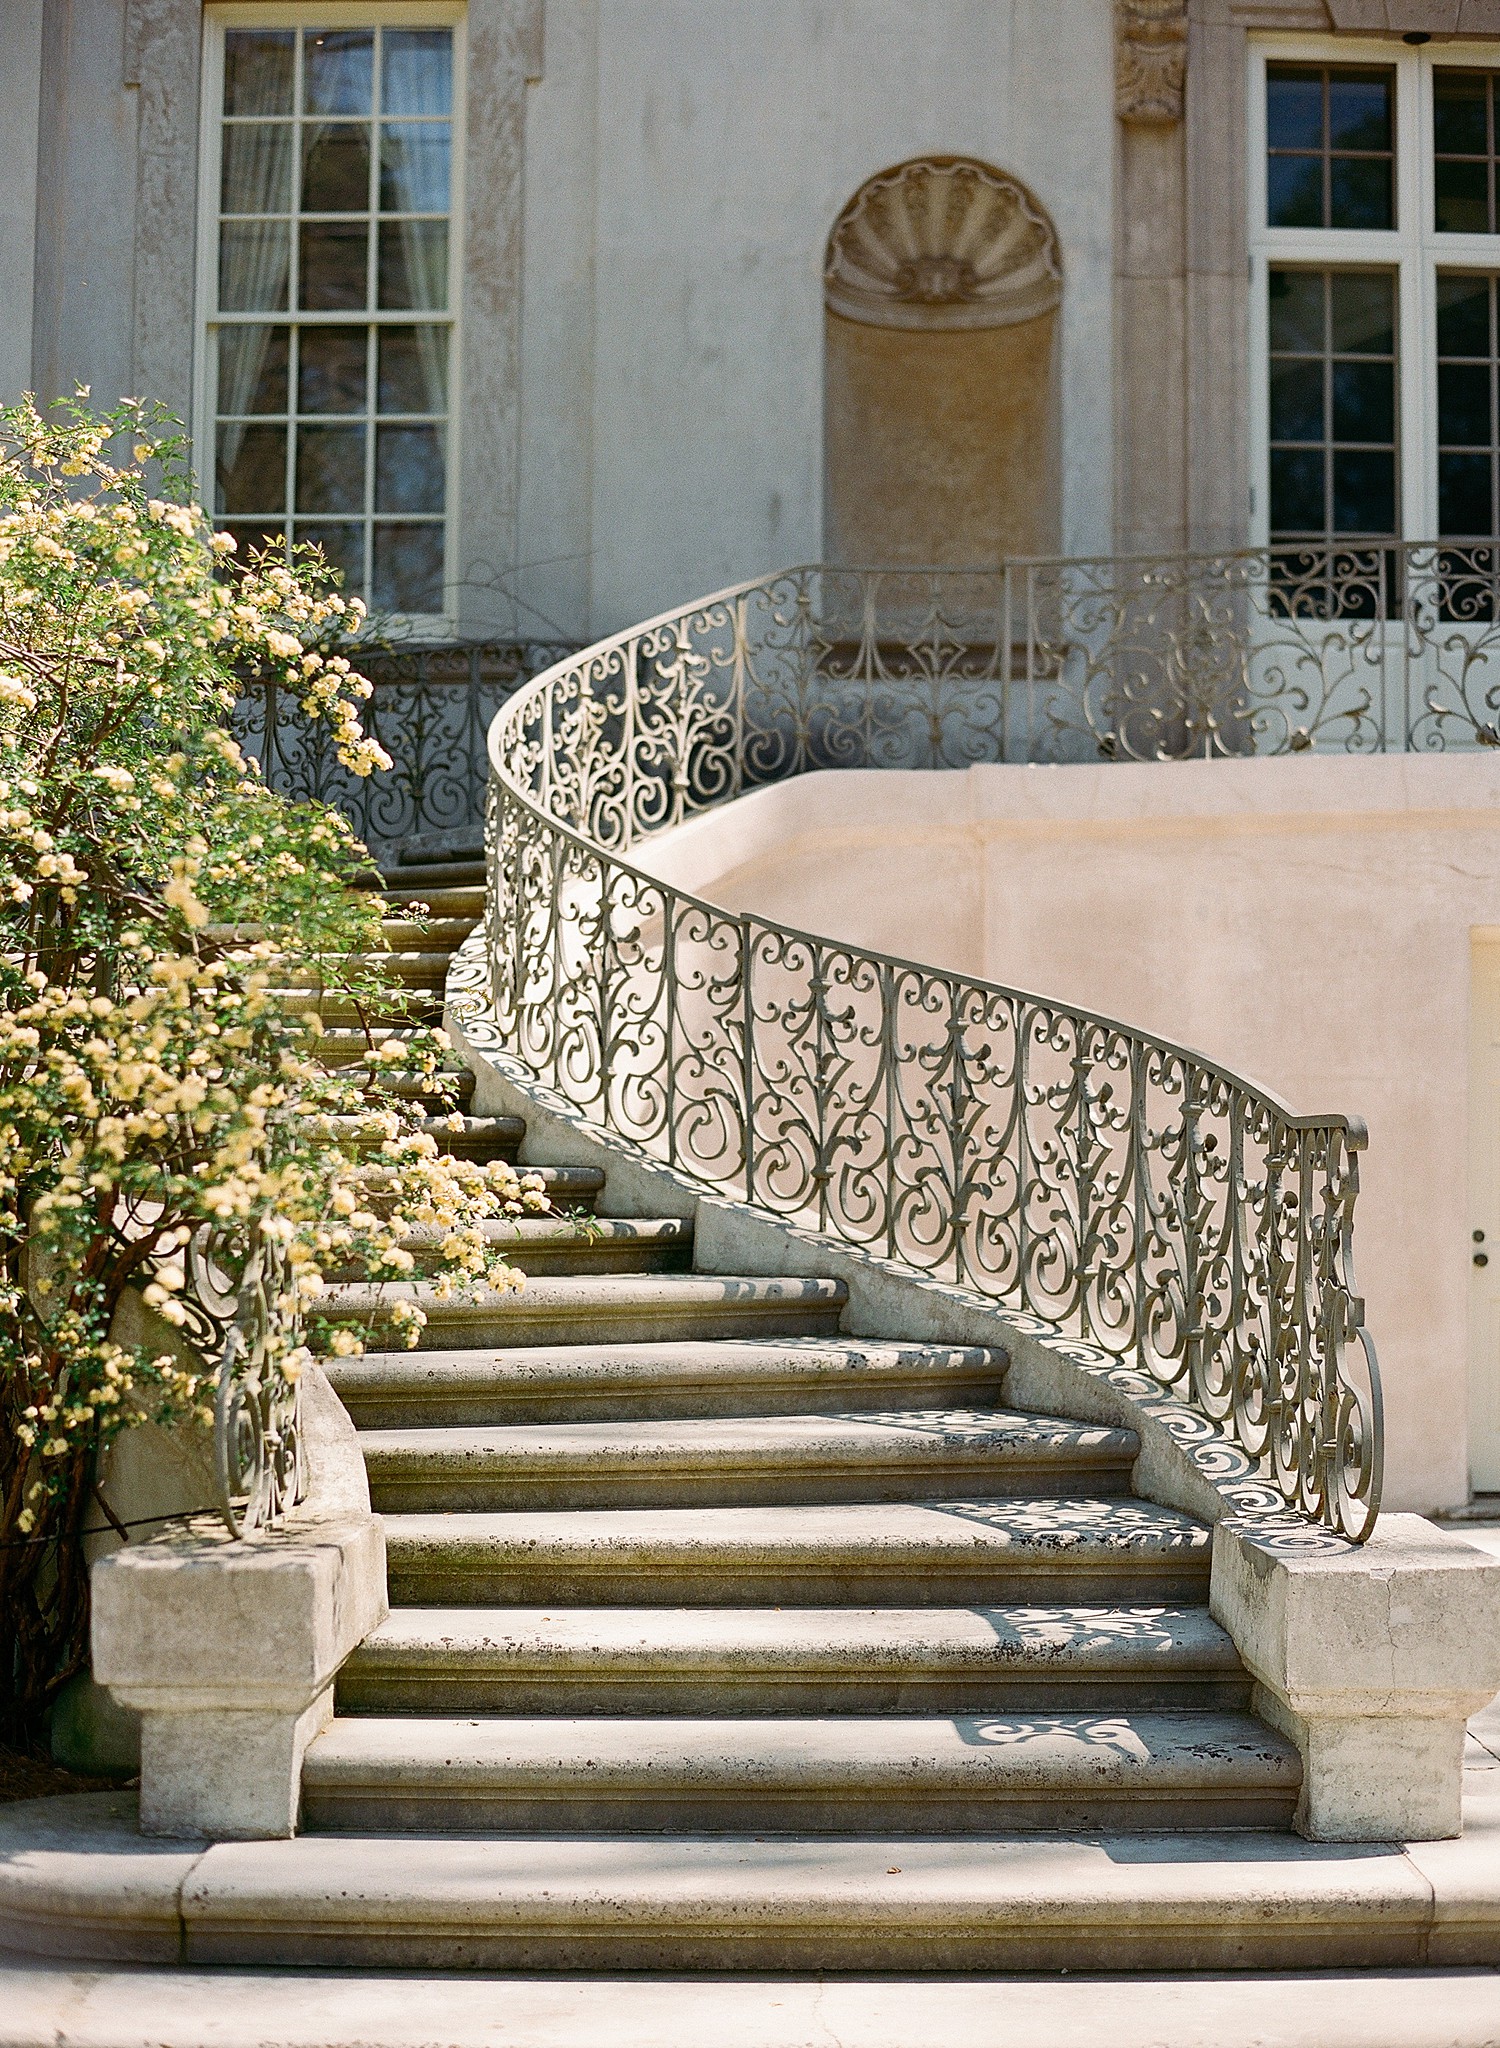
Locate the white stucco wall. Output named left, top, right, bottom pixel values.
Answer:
left=515, top=0, right=1116, bottom=642
left=636, top=754, right=1500, bottom=1516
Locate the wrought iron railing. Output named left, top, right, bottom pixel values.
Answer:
left=233, top=639, right=573, bottom=861
left=175, top=1222, right=304, bottom=1537
left=482, top=556, right=1404, bottom=1539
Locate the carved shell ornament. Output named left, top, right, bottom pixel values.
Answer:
left=824, top=158, right=1062, bottom=332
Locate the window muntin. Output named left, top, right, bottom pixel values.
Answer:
left=1267, top=63, right=1396, bottom=230
left=1268, top=267, right=1398, bottom=541
left=209, top=19, right=453, bottom=615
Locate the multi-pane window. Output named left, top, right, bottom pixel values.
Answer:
left=1255, top=44, right=1500, bottom=552
left=1437, top=274, right=1500, bottom=537
left=1268, top=268, right=1397, bottom=542
left=207, top=18, right=455, bottom=615
left=1434, top=71, right=1500, bottom=234
left=1266, top=64, right=1395, bottom=231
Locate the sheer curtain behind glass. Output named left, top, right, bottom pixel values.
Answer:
left=218, top=32, right=295, bottom=478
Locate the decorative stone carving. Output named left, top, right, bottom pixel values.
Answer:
left=1116, top=0, right=1189, bottom=125
left=823, top=158, right=1062, bottom=332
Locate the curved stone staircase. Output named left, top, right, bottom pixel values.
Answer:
left=177, top=844, right=1404, bottom=1973
left=4, top=840, right=1499, bottom=1993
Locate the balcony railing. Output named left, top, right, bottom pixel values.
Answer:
left=478, top=555, right=1407, bottom=1539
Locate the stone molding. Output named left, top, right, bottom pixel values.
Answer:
left=1325, top=1, right=1500, bottom=31
left=824, top=158, right=1062, bottom=333
left=1117, top=0, right=1190, bottom=123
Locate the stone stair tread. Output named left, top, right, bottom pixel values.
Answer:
left=325, top=1275, right=849, bottom=1316
left=357, top=1409, right=1140, bottom=1476
left=397, top=1217, right=690, bottom=1250
left=348, top=1602, right=1243, bottom=1676
left=383, top=1496, right=1210, bottom=1563
left=304, top=1708, right=1295, bottom=1794
left=326, top=1336, right=1011, bottom=1424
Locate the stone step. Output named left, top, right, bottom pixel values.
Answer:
left=301, top=1027, right=451, bottom=1067
left=323, top=1336, right=1009, bottom=1427
left=379, top=882, right=486, bottom=917
left=324, top=1218, right=691, bottom=1287
left=307, top=1113, right=524, bottom=1162
left=3, top=1790, right=1483, bottom=1973
left=299, top=1711, right=1299, bottom=1836
left=322, top=1275, right=849, bottom=1352
left=357, top=1409, right=1140, bottom=1512
left=378, top=919, right=479, bottom=954
left=415, top=1114, right=525, bottom=1162
left=272, top=989, right=442, bottom=1026
left=337, top=1603, right=1250, bottom=1716
left=392, top=1216, right=692, bottom=1279
left=327, top=1161, right=605, bottom=1223
left=342, top=1070, right=477, bottom=1107
left=383, top=1496, right=1213, bottom=1607
left=384, top=858, right=487, bottom=889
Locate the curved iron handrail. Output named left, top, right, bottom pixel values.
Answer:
left=482, top=560, right=1387, bottom=1538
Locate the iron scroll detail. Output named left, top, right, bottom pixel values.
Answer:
left=482, top=558, right=1392, bottom=1540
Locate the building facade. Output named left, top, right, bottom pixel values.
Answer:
left=10, top=0, right=1500, bottom=1511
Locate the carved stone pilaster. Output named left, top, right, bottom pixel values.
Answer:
left=1116, top=0, right=1190, bottom=125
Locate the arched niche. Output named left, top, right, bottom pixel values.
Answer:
left=823, top=157, right=1063, bottom=569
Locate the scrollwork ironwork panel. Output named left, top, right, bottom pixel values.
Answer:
left=479, top=554, right=1405, bottom=1539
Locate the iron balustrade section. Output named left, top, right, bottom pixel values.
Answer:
left=233, top=639, right=574, bottom=862
left=483, top=559, right=1400, bottom=1540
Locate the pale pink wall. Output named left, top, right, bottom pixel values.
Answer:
left=639, top=754, right=1500, bottom=1514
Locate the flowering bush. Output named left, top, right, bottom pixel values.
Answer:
left=0, top=397, right=541, bottom=1740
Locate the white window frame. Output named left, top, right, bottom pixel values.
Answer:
left=1248, top=31, right=1500, bottom=547
left=195, top=0, right=467, bottom=633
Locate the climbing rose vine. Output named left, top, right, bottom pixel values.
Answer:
left=0, top=397, right=544, bottom=1741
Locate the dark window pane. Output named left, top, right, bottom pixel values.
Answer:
left=1332, top=360, right=1394, bottom=443
left=1435, top=156, right=1491, bottom=233
left=224, top=30, right=293, bottom=117
left=1330, top=156, right=1393, bottom=230
left=1271, top=447, right=1325, bottom=532
left=1330, top=272, right=1394, bottom=355
left=302, top=123, right=371, bottom=212
left=295, top=521, right=364, bottom=593
left=221, top=123, right=293, bottom=213
left=1440, top=361, right=1492, bottom=445
left=1267, top=67, right=1323, bottom=151
left=296, top=423, right=366, bottom=512
left=1333, top=448, right=1396, bottom=533
left=376, top=423, right=445, bottom=512
left=216, top=423, right=285, bottom=514
left=373, top=522, right=444, bottom=611
left=1439, top=274, right=1492, bottom=355
left=217, top=326, right=289, bottom=415
left=1439, top=451, right=1493, bottom=534
left=300, top=220, right=368, bottom=309
left=304, top=30, right=373, bottom=116
left=1268, top=156, right=1323, bottom=229
left=380, top=123, right=451, bottom=214
left=1328, top=70, right=1392, bottom=152
left=1434, top=70, right=1489, bottom=155
left=1270, top=358, right=1324, bottom=442
left=219, top=221, right=290, bottom=311
left=1269, top=268, right=1325, bottom=353
left=383, top=30, right=453, bottom=117
left=378, top=326, right=448, bottom=412
left=378, top=219, right=448, bottom=308
left=298, top=327, right=368, bottom=414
